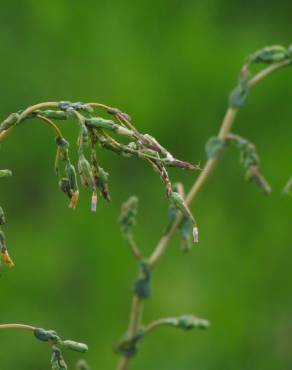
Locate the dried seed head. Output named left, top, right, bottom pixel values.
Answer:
left=193, top=226, right=199, bottom=243
left=69, top=191, right=80, bottom=209
left=91, top=191, right=98, bottom=212
left=1, top=250, right=14, bottom=268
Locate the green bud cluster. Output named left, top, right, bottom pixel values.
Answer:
left=169, top=314, right=210, bottom=330
left=115, top=330, right=144, bottom=358
left=133, top=261, right=151, bottom=299
left=205, top=137, right=226, bottom=158
left=250, top=45, right=289, bottom=64
left=228, top=133, right=271, bottom=194
left=229, top=44, right=292, bottom=108
left=34, top=327, right=88, bottom=369
left=51, top=346, right=67, bottom=370
left=170, top=191, right=198, bottom=244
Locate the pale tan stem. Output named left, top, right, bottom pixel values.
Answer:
left=116, top=59, right=291, bottom=370
left=19, top=102, right=59, bottom=121
left=0, top=323, right=35, bottom=331
left=149, top=59, right=291, bottom=269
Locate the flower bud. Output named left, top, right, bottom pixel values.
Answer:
left=51, top=346, right=67, bottom=370
left=0, top=207, right=6, bottom=225
left=62, top=340, right=88, bottom=353
left=250, top=45, right=288, bottom=64
left=0, top=169, right=12, bottom=178
left=78, top=154, right=95, bottom=189
left=76, top=360, right=91, bottom=370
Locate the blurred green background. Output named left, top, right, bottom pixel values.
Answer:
left=0, top=1, right=291, bottom=369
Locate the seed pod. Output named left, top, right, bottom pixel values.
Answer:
left=40, top=110, right=68, bottom=120
left=176, top=315, right=210, bottom=330
left=76, top=360, right=91, bottom=370
left=0, top=169, right=12, bottom=178
left=120, top=196, right=139, bottom=236
left=65, top=164, right=78, bottom=193
left=250, top=45, right=288, bottom=64
left=78, top=154, right=95, bottom=189
left=56, top=137, right=69, bottom=149
left=86, top=117, right=116, bottom=130
left=51, top=346, right=67, bottom=370
left=58, top=178, right=71, bottom=198
left=34, top=328, right=58, bottom=342
left=0, top=113, right=19, bottom=132
left=0, top=207, right=6, bottom=225
left=62, top=340, right=88, bottom=353
left=170, top=192, right=198, bottom=243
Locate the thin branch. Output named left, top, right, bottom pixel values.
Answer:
left=36, top=114, right=63, bottom=138
left=148, top=60, right=290, bottom=269
left=0, top=323, right=35, bottom=331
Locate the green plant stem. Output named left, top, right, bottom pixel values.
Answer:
left=116, top=59, right=291, bottom=370
left=36, top=114, right=63, bottom=138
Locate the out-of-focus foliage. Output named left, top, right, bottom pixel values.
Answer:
left=0, top=1, right=291, bottom=369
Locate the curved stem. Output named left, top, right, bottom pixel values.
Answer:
left=149, top=60, right=290, bottom=268
left=36, top=114, right=63, bottom=138
left=19, top=102, right=59, bottom=121
left=116, top=59, right=291, bottom=370
left=0, top=323, right=35, bottom=331
left=143, top=318, right=173, bottom=335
